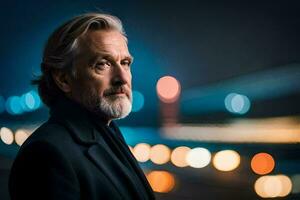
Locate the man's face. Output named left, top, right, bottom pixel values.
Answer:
left=68, top=30, right=133, bottom=122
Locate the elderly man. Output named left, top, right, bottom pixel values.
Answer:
left=9, top=13, right=155, bottom=200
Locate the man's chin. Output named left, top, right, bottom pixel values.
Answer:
left=114, top=100, right=132, bottom=119
left=100, top=98, right=132, bottom=120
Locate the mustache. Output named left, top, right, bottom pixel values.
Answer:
left=104, top=86, right=131, bottom=96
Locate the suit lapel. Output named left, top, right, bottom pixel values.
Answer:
left=92, top=127, right=147, bottom=199
left=110, top=122, right=155, bottom=199
left=86, top=143, right=129, bottom=199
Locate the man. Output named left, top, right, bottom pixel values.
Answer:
left=9, top=13, right=155, bottom=200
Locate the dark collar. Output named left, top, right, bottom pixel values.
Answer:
left=49, top=95, right=110, bottom=145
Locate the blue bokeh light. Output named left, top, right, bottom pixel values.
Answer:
left=4, top=90, right=42, bottom=115
left=225, top=93, right=251, bottom=114
left=19, top=90, right=41, bottom=113
left=237, top=94, right=250, bottom=114
left=231, top=94, right=245, bottom=113
left=5, top=96, right=23, bottom=115
left=132, top=90, right=144, bottom=112
left=20, top=92, right=35, bottom=111
left=224, top=93, right=236, bottom=113
left=29, top=90, right=42, bottom=110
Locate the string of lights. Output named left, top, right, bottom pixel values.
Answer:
left=0, top=126, right=297, bottom=198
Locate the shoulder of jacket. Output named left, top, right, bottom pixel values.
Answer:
left=19, top=120, right=75, bottom=155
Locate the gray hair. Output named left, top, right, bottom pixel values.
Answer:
left=32, top=13, right=126, bottom=107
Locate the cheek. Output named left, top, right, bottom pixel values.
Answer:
left=95, top=84, right=107, bottom=96
left=74, top=78, right=107, bottom=97
left=89, top=78, right=109, bottom=96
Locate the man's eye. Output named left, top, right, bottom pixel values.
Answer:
left=121, top=60, right=132, bottom=67
left=94, top=61, right=110, bottom=70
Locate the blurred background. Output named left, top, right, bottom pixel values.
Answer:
left=1, top=0, right=300, bottom=199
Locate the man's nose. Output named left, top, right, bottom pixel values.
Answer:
left=111, top=64, right=131, bottom=86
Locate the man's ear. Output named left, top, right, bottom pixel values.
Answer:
left=51, top=69, right=72, bottom=93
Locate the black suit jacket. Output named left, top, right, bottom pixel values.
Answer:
left=9, top=97, right=155, bottom=200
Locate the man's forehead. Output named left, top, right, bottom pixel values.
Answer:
left=81, top=30, right=127, bottom=45
left=78, top=30, right=131, bottom=57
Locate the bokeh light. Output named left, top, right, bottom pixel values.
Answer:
left=15, top=129, right=29, bottom=146
left=133, top=143, right=151, bottom=162
left=186, top=147, right=211, bottom=168
left=213, top=150, right=240, bottom=172
left=156, top=76, right=181, bottom=103
left=146, top=170, right=175, bottom=193
left=3, top=90, right=42, bottom=115
left=254, top=175, right=292, bottom=198
left=0, top=127, right=14, bottom=145
left=254, top=175, right=268, bottom=198
left=29, top=90, right=42, bottom=110
left=224, top=93, right=236, bottom=113
left=132, top=90, right=144, bottom=112
left=231, top=94, right=243, bottom=112
left=224, top=93, right=251, bottom=114
left=150, top=144, right=171, bottom=165
left=251, top=152, right=275, bottom=175
left=5, top=96, right=23, bottom=115
left=263, top=176, right=282, bottom=197
left=20, top=92, right=36, bottom=111
left=170, top=146, right=191, bottom=167
left=277, top=175, right=292, bottom=197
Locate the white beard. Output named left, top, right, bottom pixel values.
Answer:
left=99, top=95, right=132, bottom=119
left=77, top=87, right=132, bottom=121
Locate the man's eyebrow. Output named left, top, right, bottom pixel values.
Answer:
left=124, top=55, right=134, bottom=62
left=92, top=53, right=134, bottom=62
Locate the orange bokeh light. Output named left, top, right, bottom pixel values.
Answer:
left=171, top=146, right=191, bottom=167
left=156, top=76, right=181, bottom=103
left=251, top=152, right=275, bottom=175
left=146, top=170, right=175, bottom=193
left=150, top=144, right=171, bottom=165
